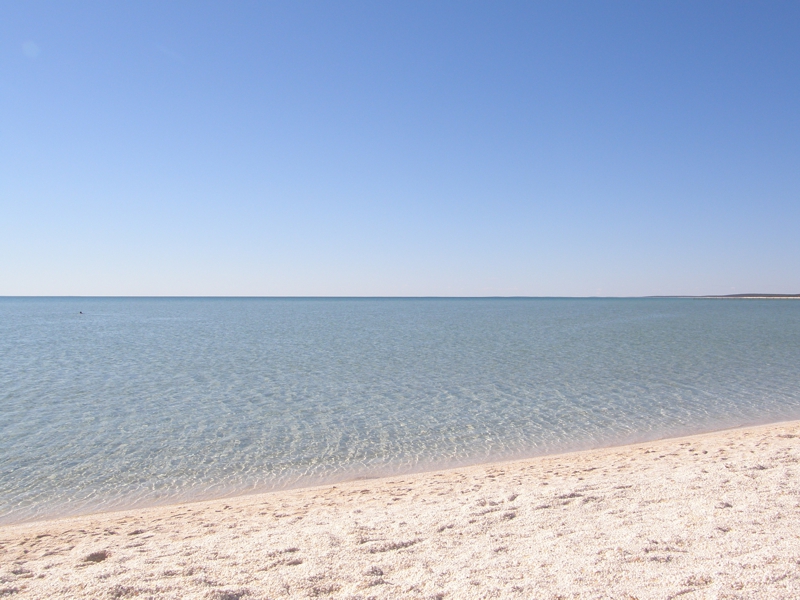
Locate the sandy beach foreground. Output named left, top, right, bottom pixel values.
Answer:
left=2, top=422, right=799, bottom=599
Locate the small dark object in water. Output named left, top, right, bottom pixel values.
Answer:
left=79, top=311, right=83, bottom=314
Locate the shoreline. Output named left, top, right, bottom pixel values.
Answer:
left=3, top=418, right=787, bottom=528
left=3, top=420, right=800, bottom=598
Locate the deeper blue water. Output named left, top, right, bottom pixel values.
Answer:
left=1, top=298, right=799, bottom=524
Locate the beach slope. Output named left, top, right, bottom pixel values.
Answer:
left=2, top=421, right=799, bottom=599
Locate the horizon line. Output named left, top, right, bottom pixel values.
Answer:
left=2, top=294, right=799, bottom=300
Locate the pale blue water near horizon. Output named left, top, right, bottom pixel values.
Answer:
left=2, top=297, right=799, bottom=525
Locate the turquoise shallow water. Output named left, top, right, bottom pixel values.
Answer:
left=1, top=297, right=799, bottom=524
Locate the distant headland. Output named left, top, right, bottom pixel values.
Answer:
left=648, top=294, right=800, bottom=299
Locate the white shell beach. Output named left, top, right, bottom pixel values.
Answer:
left=2, top=420, right=799, bottom=599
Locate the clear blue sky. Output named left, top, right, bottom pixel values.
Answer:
left=2, top=1, right=798, bottom=296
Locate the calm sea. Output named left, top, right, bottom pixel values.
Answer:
left=1, top=297, right=799, bottom=524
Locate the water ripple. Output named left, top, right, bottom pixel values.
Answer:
left=1, top=298, right=799, bottom=523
